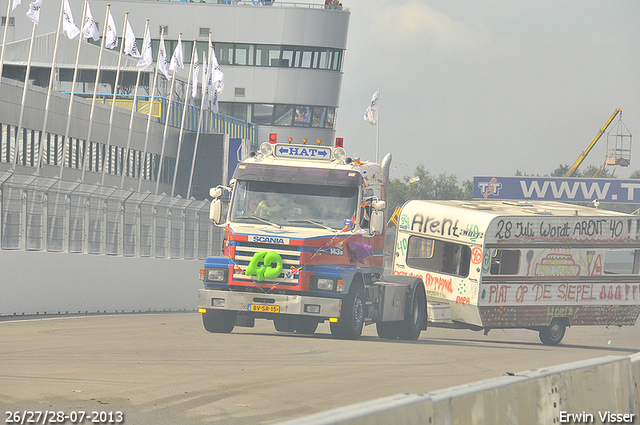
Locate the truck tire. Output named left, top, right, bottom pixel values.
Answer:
left=539, top=319, right=566, bottom=346
left=274, top=318, right=295, bottom=332
left=376, top=321, right=401, bottom=339
left=294, top=318, right=319, bottom=335
left=202, top=309, right=237, bottom=333
left=399, top=287, right=426, bottom=340
left=330, top=283, right=364, bottom=340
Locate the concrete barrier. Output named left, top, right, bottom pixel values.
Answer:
left=0, top=250, right=202, bottom=316
left=277, top=355, right=640, bottom=425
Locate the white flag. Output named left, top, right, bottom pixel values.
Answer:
left=211, top=89, right=219, bottom=113
left=137, top=26, right=152, bottom=69
left=82, top=3, right=99, bottom=41
left=206, top=46, right=223, bottom=92
left=364, top=91, right=379, bottom=125
left=26, top=0, right=42, bottom=25
left=203, top=46, right=213, bottom=107
left=62, top=0, right=80, bottom=40
left=124, top=21, right=140, bottom=58
left=191, top=49, right=199, bottom=99
left=212, top=67, right=224, bottom=93
left=104, top=11, right=117, bottom=49
left=12, top=0, right=21, bottom=12
left=169, top=40, right=184, bottom=73
left=157, top=35, right=170, bottom=80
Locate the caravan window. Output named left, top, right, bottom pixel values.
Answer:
left=604, top=250, right=640, bottom=275
left=490, top=250, right=521, bottom=275
left=406, top=236, right=471, bottom=277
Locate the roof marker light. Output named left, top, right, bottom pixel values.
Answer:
left=335, top=137, right=343, bottom=148
left=269, top=133, right=277, bottom=144
left=302, top=138, right=308, bottom=144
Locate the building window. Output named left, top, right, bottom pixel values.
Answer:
left=274, top=105, right=294, bottom=126
left=252, top=104, right=274, bottom=125
left=2, top=16, right=15, bottom=27
left=294, top=106, right=311, bottom=127
left=254, top=44, right=280, bottom=67
left=199, top=27, right=210, bottom=37
left=300, top=50, right=313, bottom=68
left=234, top=44, right=254, bottom=66
left=311, top=107, right=325, bottom=128
left=215, top=43, right=234, bottom=65
left=325, top=108, right=335, bottom=129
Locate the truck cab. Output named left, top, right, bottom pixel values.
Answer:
left=198, top=141, right=424, bottom=339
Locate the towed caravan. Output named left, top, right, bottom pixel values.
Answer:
left=391, top=200, right=640, bottom=345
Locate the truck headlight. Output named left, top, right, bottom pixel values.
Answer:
left=206, top=268, right=227, bottom=282
left=316, top=278, right=335, bottom=291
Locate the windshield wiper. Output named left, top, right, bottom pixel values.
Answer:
left=288, top=219, right=338, bottom=232
left=233, top=215, right=282, bottom=229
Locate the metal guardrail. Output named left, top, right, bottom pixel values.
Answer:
left=0, top=170, right=223, bottom=259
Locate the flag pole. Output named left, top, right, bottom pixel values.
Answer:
left=60, top=0, right=87, bottom=179
left=101, top=11, right=128, bottom=185
left=0, top=0, right=15, bottom=95
left=187, top=34, right=211, bottom=198
left=121, top=18, right=149, bottom=190
left=154, top=32, right=182, bottom=195
left=12, top=15, right=38, bottom=168
left=376, top=86, right=380, bottom=164
left=171, top=39, right=196, bottom=197
left=138, top=27, right=164, bottom=192
left=37, top=0, right=67, bottom=172
left=81, top=3, right=111, bottom=182
left=80, top=4, right=111, bottom=182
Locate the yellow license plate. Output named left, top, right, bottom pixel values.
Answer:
left=249, top=304, right=280, bottom=313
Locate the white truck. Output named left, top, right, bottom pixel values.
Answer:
left=390, top=199, right=640, bottom=345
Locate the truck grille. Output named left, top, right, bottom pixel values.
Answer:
left=233, top=241, right=301, bottom=286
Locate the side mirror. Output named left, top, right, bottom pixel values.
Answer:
left=210, top=187, right=223, bottom=198
left=372, top=200, right=386, bottom=211
left=210, top=198, right=222, bottom=225
left=369, top=210, right=384, bottom=236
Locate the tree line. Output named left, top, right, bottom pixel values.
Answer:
left=386, top=164, right=640, bottom=216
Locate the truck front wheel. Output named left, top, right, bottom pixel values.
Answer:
left=294, top=318, right=319, bottom=334
left=330, top=284, right=364, bottom=340
left=202, top=309, right=237, bottom=333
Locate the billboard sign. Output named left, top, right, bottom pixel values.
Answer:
left=473, top=176, right=640, bottom=203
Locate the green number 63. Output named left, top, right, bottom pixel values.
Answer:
left=245, top=251, right=284, bottom=281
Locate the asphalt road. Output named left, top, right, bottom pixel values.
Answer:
left=1, top=312, right=639, bottom=424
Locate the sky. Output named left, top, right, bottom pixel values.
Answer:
left=308, top=0, right=640, bottom=183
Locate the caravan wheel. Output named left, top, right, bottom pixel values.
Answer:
left=539, top=320, right=566, bottom=346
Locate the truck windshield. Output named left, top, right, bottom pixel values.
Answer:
left=229, top=180, right=358, bottom=231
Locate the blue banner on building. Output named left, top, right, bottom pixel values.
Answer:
left=473, top=176, right=640, bottom=203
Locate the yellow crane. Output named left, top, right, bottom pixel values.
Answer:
left=564, top=108, right=622, bottom=177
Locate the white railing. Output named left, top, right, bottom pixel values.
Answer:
left=0, top=170, right=223, bottom=260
